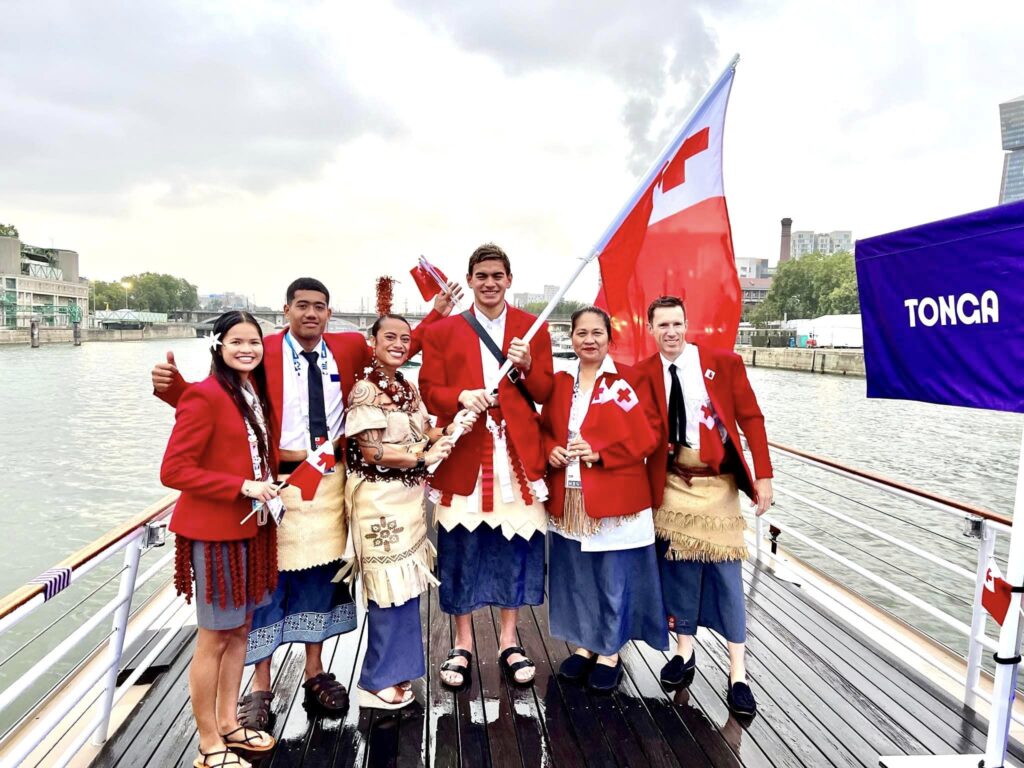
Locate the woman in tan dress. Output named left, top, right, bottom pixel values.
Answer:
left=343, top=314, right=475, bottom=709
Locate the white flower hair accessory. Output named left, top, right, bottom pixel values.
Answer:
left=205, top=331, right=222, bottom=351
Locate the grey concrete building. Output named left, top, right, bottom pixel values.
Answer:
left=0, top=236, right=89, bottom=329
left=1000, top=94, right=1024, bottom=204
left=735, top=257, right=770, bottom=278
left=790, top=229, right=853, bottom=259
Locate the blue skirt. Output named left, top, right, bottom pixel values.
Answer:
left=656, top=539, right=747, bottom=643
left=245, top=559, right=358, bottom=665
left=548, top=534, right=669, bottom=656
left=359, top=597, right=425, bottom=691
left=437, top=525, right=545, bottom=615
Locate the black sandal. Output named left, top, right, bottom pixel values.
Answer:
left=440, top=648, right=473, bottom=691
left=499, top=646, right=536, bottom=687
left=302, top=672, right=350, bottom=713
left=193, top=747, right=245, bottom=767
left=237, top=690, right=274, bottom=730
left=220, top=725, right=276, bottom=753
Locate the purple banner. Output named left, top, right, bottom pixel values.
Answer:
left=856, top=201, right=1024, bottom=413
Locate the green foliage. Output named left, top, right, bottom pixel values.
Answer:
left=91, top=273, right=199, bottom=313
left=750, top=251, right=858, bottom=326
left=523, top=299, right=587, bottom=317
left=0, top=223, right=19, bottom=238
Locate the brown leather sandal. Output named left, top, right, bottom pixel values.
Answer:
left=302, top=671, right=350, bottom=712
left=237, top=690, right=274, bottom=730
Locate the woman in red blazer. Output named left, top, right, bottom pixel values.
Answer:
left=540, top=307, right=668, bottom=693
left=161, top=311, right=279, bottom=767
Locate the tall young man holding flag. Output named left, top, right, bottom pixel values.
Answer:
left=637, top=296, right=773, bottom=716
left=151, top=277, right=459, bottom=722
left=419, top=243, right=554, bottom=688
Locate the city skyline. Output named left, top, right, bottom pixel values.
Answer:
left=2, top=2, right=1021, bottom=307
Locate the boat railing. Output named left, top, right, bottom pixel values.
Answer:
left=0, top=443, right=1019, bottom=765
left=0, top=493, right=185, bottom=768
left=755, top=439, right=1018, bottom=762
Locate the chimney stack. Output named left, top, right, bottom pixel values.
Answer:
left=779, top=218, right=793, bottom=263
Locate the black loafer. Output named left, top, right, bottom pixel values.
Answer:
left=558, top=652, right=597, bottom=682
left=660, top=651, right=696, bottom=688
left=727, top=681, right=757, bottom=717
left=588, top=658, right=623, bottom=693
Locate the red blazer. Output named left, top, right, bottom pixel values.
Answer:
left=419, top=305, right=553, bottom=494
left=635, top=345, right=772, bottom=508
left=161, top=376, right=280, bottom=541
left=540, top=363, right=657, bottom=519
left=157, top=311, right=442, bottom=425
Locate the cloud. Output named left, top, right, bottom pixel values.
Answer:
left=396, top=0, right=739, bottom=173
left=0, top=1, right=397, bottom=203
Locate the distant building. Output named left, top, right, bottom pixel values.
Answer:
left=735, top=257, right=770, bottom=279
left=512, top=285, right=559, bottom=308
left=740, top=277, right=773, bottom=305
left=790, top=229, right=853, bottom=259
left=1000, top=94, right=1024, bottom=204
left=0, top=236, right=89, bottom=329
left=200, top=291, right=250, bottom=310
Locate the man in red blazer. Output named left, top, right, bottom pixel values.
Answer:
left=636, top=296, right=773, bottom=718
left=419, top=243, right=553, bottom=689
left=152, top=277, right=459, bottom=720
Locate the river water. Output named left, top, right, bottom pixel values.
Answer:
left=0, top=338, right=1022, bottom=705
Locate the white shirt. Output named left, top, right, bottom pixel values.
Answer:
left=279, top=332, right=345, bottom=451
left=660, top=345, right=727, bottom=448
left=429, top=301, right=549, bottom=536
left=474, top=303, right=507, bottom=387
left=554, top=355, right=655, bottom=553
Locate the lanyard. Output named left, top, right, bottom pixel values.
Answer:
left=566, top=370, right=596, bottom=489
left=283, top=332, right=328, bottom=377
left=283, top=331, right=329, bottom=428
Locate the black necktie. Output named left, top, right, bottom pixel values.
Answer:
left=668, top=363, right=687, bottom=447
left=300, top=350, right=329, bottom=448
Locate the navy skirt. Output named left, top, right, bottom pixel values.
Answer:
left=245, top=559, right=358, bottom=665
left=656, top=539, right=747, bottom=643
left=548, top=533, right=668, bottom=656
left=437, top=525, right=545, bottom=615
left=359, top=597, right=425, bottom=691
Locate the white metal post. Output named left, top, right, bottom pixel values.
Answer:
left=755, top=515, right=765, bottom=561
left=984, top=426, right=1024, bottom=767
left=965, top=519, right=997, bottom=712
left=90, top=539, right=142, bottom=745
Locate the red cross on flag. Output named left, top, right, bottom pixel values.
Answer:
left=284, top=440, right=337, bottom=501
left=983, top=558, right=1014, bottom=626
left=596, top=65, right=742, bottom=365
left=593, top=378, right=639, bottom=412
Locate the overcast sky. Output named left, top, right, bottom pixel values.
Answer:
left=2, top=0, right=1021, bottom=310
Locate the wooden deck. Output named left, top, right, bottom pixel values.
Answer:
left=91, top=558, right=1024, bottom=768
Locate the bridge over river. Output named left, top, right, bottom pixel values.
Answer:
left=170, top=308, right=574, bottom=332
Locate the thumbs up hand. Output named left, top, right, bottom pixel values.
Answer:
left=152, top=350, right=179, bottom=393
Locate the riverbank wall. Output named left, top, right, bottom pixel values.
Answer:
left=0, top=324, right=196, bottom=346
left=737, top=347, right=865, bottom=376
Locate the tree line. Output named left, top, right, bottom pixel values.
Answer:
left=93, top=272, right=199, bottom=313
left=749, top=251, right=858, bottom=326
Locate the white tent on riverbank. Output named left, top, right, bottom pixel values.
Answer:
left=785, top=313, right=863, bottom=348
